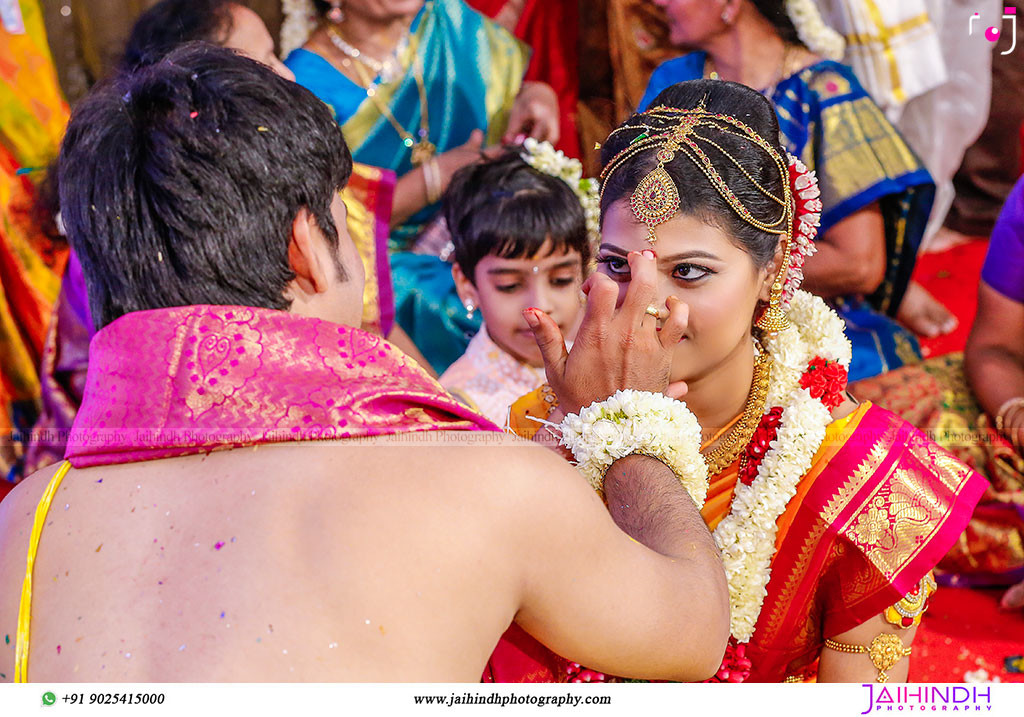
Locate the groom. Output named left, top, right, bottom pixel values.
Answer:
left=0, top=45, right=727, bottom=682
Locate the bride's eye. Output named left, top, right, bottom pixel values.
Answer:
left=673, top=263, right=713, bottom=282
left=596, top=255, right=629, bottom=277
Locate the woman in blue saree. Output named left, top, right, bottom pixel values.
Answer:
left=637, top=0, right=937, bottom=381
left=285, top=0, right=559, bottom=373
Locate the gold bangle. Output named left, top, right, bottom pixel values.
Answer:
left=884, top=572, right=937, bottom=629
left=824, top=634, right=911, bottom=683
left=995, top=396, right=1024, bottom=433
left=423, top=158, right=443, bottom=205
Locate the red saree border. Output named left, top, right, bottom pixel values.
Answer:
left=343, top=163, right=397, bottom=338
left=747, top=404, right=987, bottom=681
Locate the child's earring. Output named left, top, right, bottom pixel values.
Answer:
left=464, top=298, right=476, bottom=319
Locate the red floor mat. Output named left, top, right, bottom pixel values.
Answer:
left=910, top=587, right=1024, bottom=683
left=912, top=240, right=989, bottom=359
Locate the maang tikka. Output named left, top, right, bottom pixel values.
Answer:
left=599, top=99, right=795, bottom=332
left=628, top=114, right=701, bottom=244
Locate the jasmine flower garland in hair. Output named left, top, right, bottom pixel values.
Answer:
left=280, top=0, right=317, bottom=58
left=785, top=0, right=845, bottom=61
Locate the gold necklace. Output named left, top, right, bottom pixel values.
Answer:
left=348, top=40, right=436, bottom=166
left=701, top=347, right=772, bottom=477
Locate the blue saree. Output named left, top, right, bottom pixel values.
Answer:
left=639, top=54, right=934, bottom=381
left=287, top=0, right=527, bottom=373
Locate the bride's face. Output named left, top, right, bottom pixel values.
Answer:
left=597, top=202, right=776, bottom=384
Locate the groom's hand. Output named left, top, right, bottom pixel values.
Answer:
left=524, top=249, right=689, bottom=415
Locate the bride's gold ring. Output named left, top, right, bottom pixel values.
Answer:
left=644, top=305, right=661, bottom=319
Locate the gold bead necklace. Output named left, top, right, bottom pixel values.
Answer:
left=701, top=345, right=772, bottom=477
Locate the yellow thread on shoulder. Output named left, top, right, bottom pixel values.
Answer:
left=14, top=460, right=72, bottom=683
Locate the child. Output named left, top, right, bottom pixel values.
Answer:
left=439, top=141, right=598, bottom=425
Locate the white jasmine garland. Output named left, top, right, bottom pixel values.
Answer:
left=785, top=0, right=845, bottom=61
left=559, top=390, right=709, bottom=508
left=281, top=0, right=317, bottom=58
left=714, top=291, right=850, bottom=643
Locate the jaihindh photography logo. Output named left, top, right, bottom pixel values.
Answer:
left=860, top=684, right=994, bottom=713
left=970, top=6, right=1018, bottom=54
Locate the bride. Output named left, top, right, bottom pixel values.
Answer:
left=488, top=79, right=985, bottom=683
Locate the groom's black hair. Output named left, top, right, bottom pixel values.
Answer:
left=58, top=43, right=352, bottom=329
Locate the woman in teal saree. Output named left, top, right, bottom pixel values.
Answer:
left=637, top=0, right=936, bottom=382
left=286, top=0, right=559, bottom=373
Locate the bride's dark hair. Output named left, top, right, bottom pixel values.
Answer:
left=599, top=79, right=788, bottom=269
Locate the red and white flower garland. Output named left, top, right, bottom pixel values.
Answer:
left=782, top=156, right=822, bottom=308
left=704, top=155, right=846, bottom=682
left=708, top=290, right=851, bottom=681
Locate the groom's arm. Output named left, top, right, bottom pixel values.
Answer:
left=505, top=446, right=729, bottom=682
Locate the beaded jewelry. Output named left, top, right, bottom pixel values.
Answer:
left=599, top=101, right=795, bottom=332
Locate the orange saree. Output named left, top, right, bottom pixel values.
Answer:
left=490, top=394, right=986, bottom=682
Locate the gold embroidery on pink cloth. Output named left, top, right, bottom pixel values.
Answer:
left=174, top=307, right=264, bottom=417
left=66, top=305, right=498, bottom=467
left=843, top=431, right=978, bottom=581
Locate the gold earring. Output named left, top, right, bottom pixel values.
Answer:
left=755, top=283, right=789, bottom=333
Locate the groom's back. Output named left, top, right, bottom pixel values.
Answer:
left=0, top=433, right=543, bottom=682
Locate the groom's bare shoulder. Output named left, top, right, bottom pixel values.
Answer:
left=0, top=461, right=62, bottom=547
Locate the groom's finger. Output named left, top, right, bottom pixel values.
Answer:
left=666, top=381, right=689, bottom=400
left=619, top=250, right=659, bottom=329
left=574, top=273, right=618, bottom=346
left=524, top=308, right=568, bottom=378
left=659, top=296, right=689, bottom=348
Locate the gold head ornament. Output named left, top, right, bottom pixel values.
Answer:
left=599, top=100, right=795, bottom=332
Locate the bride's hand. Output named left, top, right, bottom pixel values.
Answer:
left=524, top=249, right=689, bottom=415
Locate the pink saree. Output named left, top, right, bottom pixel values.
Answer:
left=63, top=305, right=498, bottom=467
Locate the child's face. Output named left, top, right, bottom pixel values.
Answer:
left=454, top=241, right=585, bottom=368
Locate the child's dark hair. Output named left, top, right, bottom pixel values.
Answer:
left=443, top=150, right=591, bottom=284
